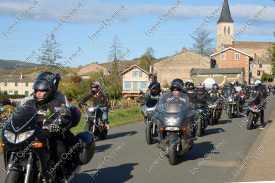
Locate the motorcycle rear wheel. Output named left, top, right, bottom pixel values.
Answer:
left=196, top=120, right=202, bottom=137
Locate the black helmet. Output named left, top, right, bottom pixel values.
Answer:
left=185, top=81, right=190, bottom=87
left=148, top=82, right=161, bottom=96
left=69, top=106, right=81, bottom=128
left=188, top=82, right=194, bottom=90
left=33, top=79, right=56, bottom=104
left=35, top=72, right=61, bottom=90
left=170, top=79, right=183, bottom=91
left=234, top=81, right=239, bottom=86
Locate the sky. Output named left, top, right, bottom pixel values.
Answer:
left=0, top=0, right=274, bottom=68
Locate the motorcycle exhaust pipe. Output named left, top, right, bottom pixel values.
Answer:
left=24, top=153, right=33, bottom=183
left=6, top=152, right=15, bottom=174
left=189, top=137, right=197, bottom=141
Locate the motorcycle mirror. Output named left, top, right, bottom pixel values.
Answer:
left=0, top=106, right=6, bottom=113
left=54, top=107, right=66, bottom=115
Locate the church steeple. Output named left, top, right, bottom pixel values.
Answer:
left=216, top=0, right=234, bottom=51
left=217, top=0, right=234, bottom=23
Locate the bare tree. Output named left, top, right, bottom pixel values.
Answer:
left=37, top=34, right=63, bottom=70
left=190, top=29, right=214, bottom=56
left=108, top=35, right=122, bottom=71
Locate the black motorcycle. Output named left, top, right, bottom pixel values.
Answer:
left=84, top=105, right=108, bottom=140
left=194, top=103, right=209, bottom=137
left=0, top=105, right=95, bottom=183
left=224, top=93, right=238, bottom=119
left=156, top=93, right=199, bottom=165
left=247, top=101, right=262, bottom=130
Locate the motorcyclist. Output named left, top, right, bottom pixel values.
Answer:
left=186, top=82, right=195, bottom=99
left=234, top=81, right=242, bottom=93
left=0, top=72, right=69, bottom=107
left=78, top=81, right=109, bottom=130
left=15, top=76, right=74, bottom=180
left=209, top=84, right=222, bottom=119
left=253, top=81, right=268, bottom=129
left=192, top=83, right=213, bottom=108
left=145, top=81, right=161, bottom=101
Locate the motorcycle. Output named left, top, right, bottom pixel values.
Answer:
left=84, top=105, right=108, bottom=140
left=0, top=105, right=95, bottom=183
left=208, top=102, right=221, bottom=125
left=224, top=93, right=238, bottom=119
left=156, top=93, right=199, bottom=165
left=138, top=96, right=158, bottom=145
left=239, top=91, right=246, bottom=106
left=247, top=101, right=262, bottom=130
left=194, top=104, right=209, bottom=137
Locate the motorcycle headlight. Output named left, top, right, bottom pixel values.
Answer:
left=165, top=127, right=180, bottom=131
left=88, top=107, right=95, bottom=112
left=4, top=130, right=16, bottom=143
left=15, top=130, right=35, bottom=144
left=229, top=98, right=233, bottom=102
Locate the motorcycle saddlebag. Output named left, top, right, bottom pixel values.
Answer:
left=75, top=131, right=95, bottom=165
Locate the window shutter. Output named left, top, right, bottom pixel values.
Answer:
left=259, top=64, right=262, bottom=68
left=132, top=71, right=136, bottom=77
left=139, top=71, right=142, bottom=77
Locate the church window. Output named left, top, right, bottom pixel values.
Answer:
left=224, top=26, right=226, bottom=34
left=228, top=27, right=230, bottom=34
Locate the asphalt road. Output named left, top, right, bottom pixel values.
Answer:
left=0, top=95, right=275, bottom=183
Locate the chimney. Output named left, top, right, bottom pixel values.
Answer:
left=182, top=48, right=187, bottom=52
left=20, top=75, right=24, bottom=79
left=149, top=65, right=152, bottom=73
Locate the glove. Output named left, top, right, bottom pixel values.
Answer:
left=0, top=99, right=11, bottom=105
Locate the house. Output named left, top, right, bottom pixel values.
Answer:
left=0, top=75, right=34, bottom=96
left=215, top=0, right=272, bottom=83
left=190, top=68, right=245, bottom=87
left=120, top=65, right=150, bottom=97
left=153, top=49, right=210, bottom=86
left=78, top=62, right=108, bottom=79
left=210, top=47, right=252, bottom=82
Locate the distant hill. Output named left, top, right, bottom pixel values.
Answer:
left=0, top=59, right=40, bottom=70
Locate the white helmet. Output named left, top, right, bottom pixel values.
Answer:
left=254, top=80, right=262, bottom=86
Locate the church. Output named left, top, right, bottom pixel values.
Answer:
left=211, top=0, right=272, bottom=84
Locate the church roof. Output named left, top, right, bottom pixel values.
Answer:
left=217, top=0, right=234, bottom=23
left=224, top=41, right=272, bottom=49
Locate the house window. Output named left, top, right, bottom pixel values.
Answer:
left=257, top=70, right=260, bottom=76
left=25, top=91, right=29, bottom=97
left=132, top=71, right=142, bottom=77
left=254, top=53, right=257, bottom=59
left=235, top=53, right=240, bottom=60
left=124, top=82, right=131, bottom=89
left=259, top=64, right=262, bottom=68
left=15, top=82, right=18, bottom=86
left=9, top=90, right=13, bottom=94
left=224, top=26, right=226, bottom=34
left=4, top=91, right=7, bottom=95
left=4, top=82, right=7, bottom=86
left=140, top=82, right=147, bottom=89
left=14, top=91, right=18, bottom=95
left=220, top=53, right=226, bottom=60
left=139, top=71, right=142, bottom=77
left=26, top=83, right=28, bottom=87
left=228, top=27, right=230, bottom=34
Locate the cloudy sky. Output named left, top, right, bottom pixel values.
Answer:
left=0, top=0, right=274, bottom=68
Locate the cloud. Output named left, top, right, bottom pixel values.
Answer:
left=0, top=0, right=274, bottom=24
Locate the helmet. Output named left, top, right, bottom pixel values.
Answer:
left=148, top=82, right=161, bottom=96
left=234, top=81, right=239, bottom=86
left=35, top=72, right=61, bottom=90
left=33, top=79, right=56, bottom=104
left=197, top=84, right=205, bottom=94
left=188, top=82, right=194, bottom=90
left=185, top=81, right=190, bottom=87
left=90, top=81, right=100, bottom=94
left=254, top=80, right=262, bottom=86
left=170, top=79, right=183, bottom=91
left=69, top=106, right=81, bottom=128
left=212, top=83, right=218, bottom=91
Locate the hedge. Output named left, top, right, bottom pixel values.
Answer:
left=0, top=95, right=25, bottom=100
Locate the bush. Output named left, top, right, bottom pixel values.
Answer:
left=0, top=95, right=25, bottom=100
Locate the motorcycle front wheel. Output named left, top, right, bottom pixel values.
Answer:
left=168, top=141, right=177, bottom=165
left=5, top=171, right=24, bottom=183
left=247, top=115, right=254, bottom=130
left=196, top=119, right=202, bottom=137
left=145, top=123, right=153, bottom=145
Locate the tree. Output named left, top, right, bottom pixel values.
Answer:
left=37, top=34, right=63, bottom=70
left=268, top=32, right=275, bottom=75
left=108, top=35, right=122, bottom=72
left=190, top=29, right=214, bottom=56
left=139, top=47, right=156, bottom=71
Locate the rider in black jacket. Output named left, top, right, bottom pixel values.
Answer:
left=192, top=83, right=213, bottom=108
left=79, top=81, right=109, bottom=130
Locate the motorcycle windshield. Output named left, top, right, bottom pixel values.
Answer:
left=10, top=105, right=37, bottom=132
left=158, top=92, right=194, bottom=120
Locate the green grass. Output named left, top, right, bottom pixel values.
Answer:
left=71, top=106, right=143, bottom=135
